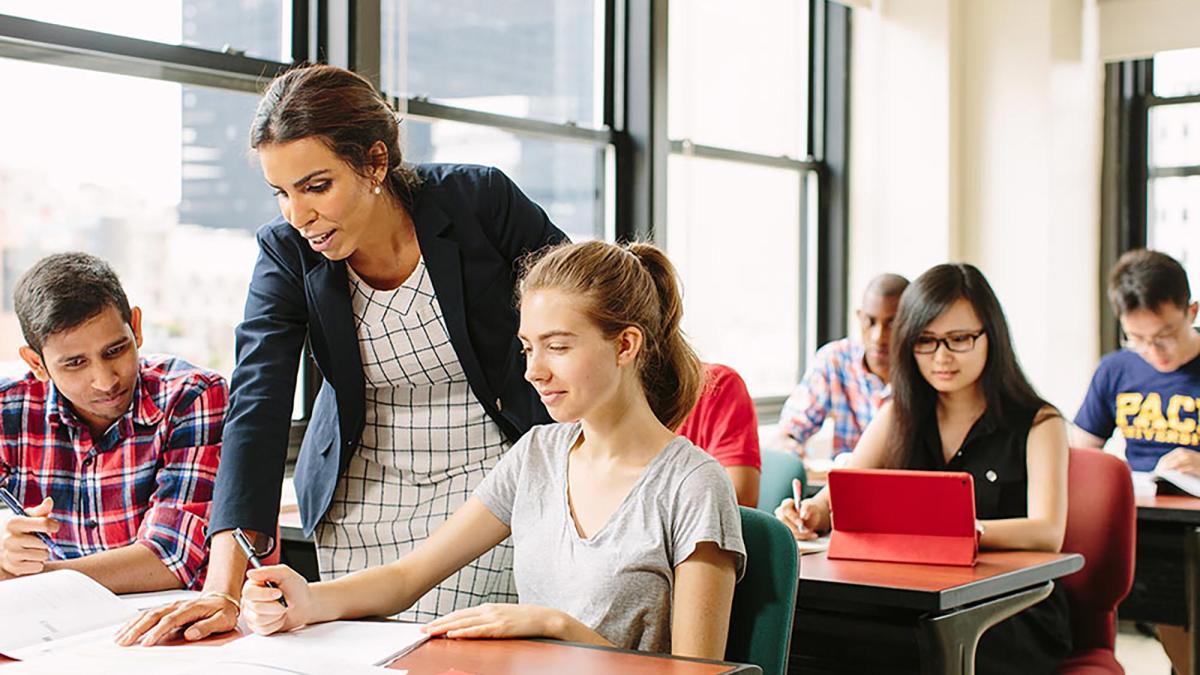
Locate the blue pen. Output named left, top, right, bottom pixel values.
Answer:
left=0, top=486, right=67, bottom=560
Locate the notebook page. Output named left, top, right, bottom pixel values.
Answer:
left=0, top=569, right=136, bottom=659
left=1156, top=469, right=1200, bottom=498
left=1, top=643, right=400, bottom=675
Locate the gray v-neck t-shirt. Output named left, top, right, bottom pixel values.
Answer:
left=473, top=422, right=746, bottom=653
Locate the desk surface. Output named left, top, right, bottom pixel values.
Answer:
left=1137, top=493, right=1200, bottom=524
left=798, top=550, right=1083, bottom=612
left=390, top=638, right=757, bottom=674
left=2, top=634, right=756, bottom=674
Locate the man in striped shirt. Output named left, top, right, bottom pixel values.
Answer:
left=779, top=274, right=908, bottom=457
left=0, top=253, right=226, bottom=592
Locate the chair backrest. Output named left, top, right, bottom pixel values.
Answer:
left=726, top=506, right=800, bottom=675
left=263, top=522, right=283, bottom=566
left=758, top=447, right=807, bottom=512
left=1059, top=447, right=1136, bottom=652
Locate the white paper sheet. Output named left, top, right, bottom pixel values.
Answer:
left=1132, top=468, right=1200, bottom=499
left=120, top=589, right=202, bottom=612
left=225, top=620, right=430, bottom=666
left=797, top=535, right=831, bottom=555
left=1156, top=469, right=1200, bottom=498
left=1, top=645, right=399, bottom=675
left=0, top=569, right=419, bottom=671
left=0, top=569, right=137, bottom=659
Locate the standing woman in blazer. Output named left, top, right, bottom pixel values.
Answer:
left=119, top=64, right=566, bottom=645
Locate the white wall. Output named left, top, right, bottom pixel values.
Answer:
left=848, top=0, right=1104, bottom=415
left=1096, top=0, right=1200, bottom=60
left=849, top=0, right=958, bottom=282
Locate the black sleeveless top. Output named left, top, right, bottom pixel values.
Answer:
left=908, top=406, right=1037, bottom=520
left=906, top=405, right=1072, bottom=675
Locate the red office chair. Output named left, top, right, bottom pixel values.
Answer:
left=1055, top=448, right=1136, bottom=674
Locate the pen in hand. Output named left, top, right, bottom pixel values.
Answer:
left=233, top=527, right=288, bottom=607
left=0, top=486, right=67, bottom=560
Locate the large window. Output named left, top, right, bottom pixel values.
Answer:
left=0, top=2, right=288, bottom=372
left=666, top=0, right=825, bottom=398
left=0, top=0, right=846, bottom=414
left=0, top=58, right=271, bottom=376
left=1103, top=48, right=1200, bottom=349
left=0, top=0, right=299, bottom=414
left=381, top=0, right=611, bottom=242
left=1147, top=48, right=1200, bottom=297
left=0, top=0, right=291, bottom=61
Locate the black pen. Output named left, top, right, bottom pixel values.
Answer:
left=233, top=527, right=288, bottom=607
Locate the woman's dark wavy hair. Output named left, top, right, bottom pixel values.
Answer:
left=250, top=64, right=421, bottom=209
left=887, top=263, right=1057, bottom=467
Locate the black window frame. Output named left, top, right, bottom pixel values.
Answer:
left=0, top=0, right=851, bottom=441
left=624, top=0, right=850, bottom=415
left=1101, top=56, right=1200, bottom=353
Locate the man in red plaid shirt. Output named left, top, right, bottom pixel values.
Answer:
left=0, top=253, right=227, bottom=592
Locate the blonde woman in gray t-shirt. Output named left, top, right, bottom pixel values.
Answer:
left=239, top=240, right=746, bottom=659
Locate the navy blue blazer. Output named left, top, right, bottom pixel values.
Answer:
left=210, top=164, right=567, bottom=537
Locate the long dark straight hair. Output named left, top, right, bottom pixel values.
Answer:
left=887, top=263, right=1056, bottom=467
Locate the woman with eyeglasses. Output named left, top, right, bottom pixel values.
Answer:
left=776, top=263, right=1071, bottom=674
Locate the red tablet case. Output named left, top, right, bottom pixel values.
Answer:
left=826, top=468, right=978, bottom=566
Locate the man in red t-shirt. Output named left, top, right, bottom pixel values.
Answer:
left=677, top=363, right=761, bottom=506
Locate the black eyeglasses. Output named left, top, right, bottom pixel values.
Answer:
left=913, top=330, right=985, bottom=354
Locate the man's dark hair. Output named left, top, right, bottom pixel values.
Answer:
left=1108, top=249, right=1191, bottom=317
left=12, top=252, right=132, bottom=354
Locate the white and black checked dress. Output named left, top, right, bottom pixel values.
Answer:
left=313, top=257, right=517, bottom=622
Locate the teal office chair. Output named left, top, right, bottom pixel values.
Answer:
left=726, top=506, right=800, bottom=675
left=757, top=447, right=807, bottom=512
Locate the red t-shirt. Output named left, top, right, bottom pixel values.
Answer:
left=677, top=363, right=761, bottom=470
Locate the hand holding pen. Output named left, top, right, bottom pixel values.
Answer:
left=235, top=527, right=321, bottom=635
left=774, top=478, right=827, bottom=541
left=233, top=527, right=287, bottom=607
left=0, top=486, right=68, bottom=578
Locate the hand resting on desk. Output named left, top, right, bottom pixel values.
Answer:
left=1155, top=447, right=1200, bottom=477
left=424, top=602, right=595, bottom=642
left=114, top=592, right=239, bottom=646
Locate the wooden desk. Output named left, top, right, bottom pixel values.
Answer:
left=1122, top=493, right=1200, bottom=675
left=2, top=633, right=757, bottom=674
left=793, top=551, right=1084, bottom=675
left=1136, top=493, right=1200, bottom=522
left=391, top=638, right=760, bottom=674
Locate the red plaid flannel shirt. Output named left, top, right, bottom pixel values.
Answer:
left=0, top=356, right=226, bottom=589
